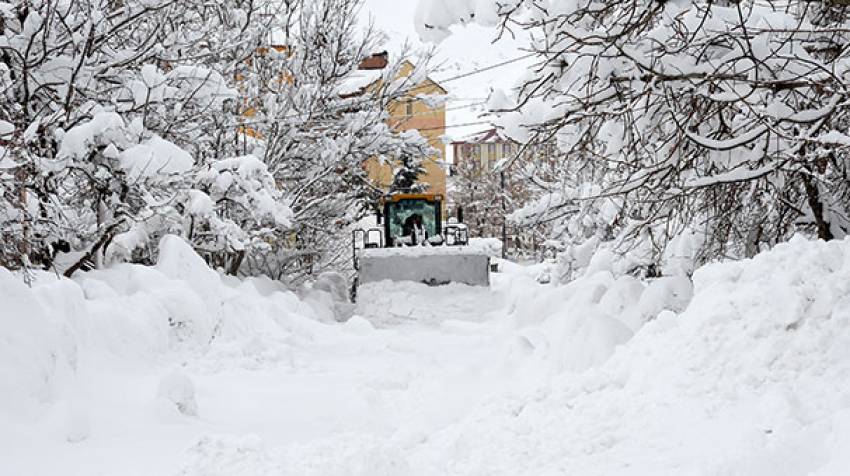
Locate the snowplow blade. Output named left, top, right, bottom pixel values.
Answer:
left=358, top=247, right=490, bottom=287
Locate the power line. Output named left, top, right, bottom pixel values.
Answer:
left=434, top=53, right=536, bottom=84
left=325, top=53, right=534, bottom=114
left=416, top=120, right=493, bottom=132
left=223, top=53, right=533, bottom=132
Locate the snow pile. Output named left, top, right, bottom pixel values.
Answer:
left=0, top=235, right=320, bottom=422
left=357, top=280, right=501, bottom=326
left=496, top=262, right=643, bottom=372
left=466, top=237, right=503, bottom=257
left=157, top=372, right=198, bottom=416
left=0, top=268, right=68, bottom=417
left=5, top=231, right=850, bottom=475
left=404, top=236, right=850, bottom=475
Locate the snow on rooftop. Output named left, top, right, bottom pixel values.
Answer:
left=337, top=69, right=383, bottom=96
left=453, top=127, right=512, bottom=144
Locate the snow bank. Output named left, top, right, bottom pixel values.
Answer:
left=0, top=235, right=325, bottom=421
left=6, top=231, right=850, bottom=475
left=0, top=268, right=69, bottom=418
left=405, top=236, right=850, bottom=475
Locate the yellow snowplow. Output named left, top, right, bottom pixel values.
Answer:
left=351, top=193, right=490, bottom=299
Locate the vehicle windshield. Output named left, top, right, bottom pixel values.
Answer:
left=387, top=199, right=439, bottom=241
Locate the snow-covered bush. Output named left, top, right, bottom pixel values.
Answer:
left=186, top=155, right=292, bottom=274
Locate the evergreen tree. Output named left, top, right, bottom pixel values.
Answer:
left=391, top=154, right=428, bottom=194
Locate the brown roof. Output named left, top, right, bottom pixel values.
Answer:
left=359, top=51, right=388, bottom=70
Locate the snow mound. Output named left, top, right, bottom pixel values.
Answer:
left=357, top=280, right=501, bottom=326
left=180, top=435, right=280, bottom=476
left=157, top=371, right=198, bottom=416
left=0, top=268, right=69, bottom=418
left=406, top=236, right=850, bottom=475
left=0, top=235, right=326, bottom=420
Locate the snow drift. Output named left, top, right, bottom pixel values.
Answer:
left=403, top=235, right=850, bottom=475
left=3, top=234, right=850, bottom=475
left=0, top=235, right=328, bottom=424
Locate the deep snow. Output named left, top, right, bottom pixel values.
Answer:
left=2, top=235, right=849, bottom=475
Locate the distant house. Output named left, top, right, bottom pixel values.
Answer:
left=451, top=128, right=518, bottom=174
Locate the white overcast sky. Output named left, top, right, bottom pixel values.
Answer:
left=359, top=0, right=532, bottom=148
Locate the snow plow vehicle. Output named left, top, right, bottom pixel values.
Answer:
left=351, top=193, right=490, bottom=300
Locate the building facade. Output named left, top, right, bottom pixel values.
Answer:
left=451, top=128, right=519, bottom=175
left=354, top=56, right=448, bottom=202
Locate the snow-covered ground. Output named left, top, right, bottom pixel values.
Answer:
left=2, top=235, right=850, bottom=475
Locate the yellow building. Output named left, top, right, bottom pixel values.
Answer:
left=354, top=55, right=448, bottom=201
left=239, top=50, right=448, bottom=201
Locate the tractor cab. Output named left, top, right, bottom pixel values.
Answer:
left=355, top=193, right=469, bottom=250
left=351, top=193, right=487, bottom=300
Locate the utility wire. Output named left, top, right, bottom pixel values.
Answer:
left=416, top=120, right=494, bottom=132
left=434, top=53, right=536, bottom=84
left=227, top=53, right=532, bottom=131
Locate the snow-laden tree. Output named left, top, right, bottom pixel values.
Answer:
left=0, top=0, right=276, bottom=272
left=451, top=152, right=516, bottom=243
left=184, top=155, right=292, bottom=275
left=232, top=0, right=435, bottom=280
left=418, top=0, right=850, bottom=273
left=2, top=0, right=431, bottom=282
left=391, top=152, right=428, bottom=193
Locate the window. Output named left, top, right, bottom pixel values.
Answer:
left=473, top=145, right=481, bottom=156
left=502, top=143, right=513, bottom=156
left=487, top=143, right=496, bottom=157
left=387, top=199, right=439, bottom=240
left=405, top=101, right=414, bottom=116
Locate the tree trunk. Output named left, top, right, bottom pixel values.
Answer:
left=227, top=250, right=246, bottom=276
left=64, top=221, right=123, bottom=278
left=801, top=173, right=834, bottom=241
